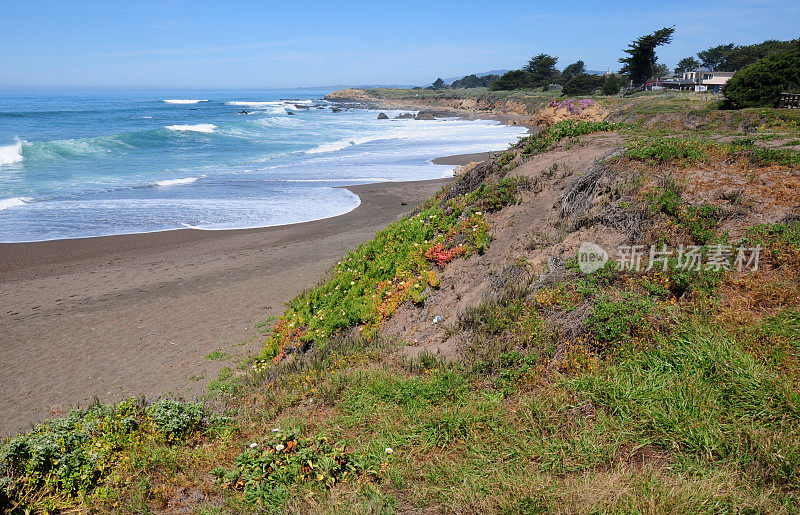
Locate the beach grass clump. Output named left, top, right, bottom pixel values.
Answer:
left=0, top=398, right=222, bottom=512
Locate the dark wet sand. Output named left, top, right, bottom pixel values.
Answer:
left=0, top=178, right=452, bottom=437
left=432, top=152, right=493, bottom=166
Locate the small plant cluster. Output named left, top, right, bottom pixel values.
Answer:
left=626, top=137, right=713, bottom=162
left=465, top=176, right=531, bottom=213
left=424, top=243, right=465, bottom=266
left=548, top=98, right=596, bottom=114
left=626, top=137, right=800, bottom=166
left=644, top=175, right=724, bottom=245
left=212, top=431, right=371, bottom=511
left=0, top=398, right=212, bottom=512
left=255, top=176, right=527, bottom=370
left=745, top=221, right=800, bottom=270
left=517, top=120, right=623, bottom=155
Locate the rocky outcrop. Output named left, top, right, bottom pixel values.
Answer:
left=323, top=89, right=376, bottom=102
left=377, top=112, right=389, bottom=119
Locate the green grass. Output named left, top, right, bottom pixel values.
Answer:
left=516, top=120, right=623, bottom=156
left=626, top=136, right=800, bottom=167
left=572, top=331, right=800, bottom=489
left=205, top=350, right=231, bottom=361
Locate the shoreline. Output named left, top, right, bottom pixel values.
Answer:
left=0, top=176, right=456, bottom=437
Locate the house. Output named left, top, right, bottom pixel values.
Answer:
left=660, top=70, right=736, bottom=91
left=682, top=71, right=736, bottom=87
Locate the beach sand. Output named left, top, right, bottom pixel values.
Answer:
left=431, top=152, right=493, bottom=166
left=0, top=178, right=452, bottom=437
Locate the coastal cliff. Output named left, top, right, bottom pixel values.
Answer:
left=3, top=92, right=800, bottom=512
left=324, top=87, right=538, bottom=124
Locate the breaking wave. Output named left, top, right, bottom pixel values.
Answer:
left=163, top=99, right=208, bottom=104
left=0, top=138, right=25, bottom=166
left=165, top=124, right=217, bottom=133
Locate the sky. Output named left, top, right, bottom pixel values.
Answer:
left=1, top=0, right=798, bottom=90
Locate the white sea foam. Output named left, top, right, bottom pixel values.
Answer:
left=154, top=176, right=203, bottom=187
left=226, top=101, right=283, bottom=107
left=165, top=124, right=217, bottom=133
left=0, top=138, right=25, bottom=166
left=0, top=197, right=31, bottom=210
left=303, top=135, right=384, bottom=155
left=163, top=99, right=208, bottom=104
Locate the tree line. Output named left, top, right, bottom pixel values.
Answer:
left=428, top=30, right=797, bottom=98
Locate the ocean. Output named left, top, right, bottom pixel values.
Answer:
left=0, top=90, right=528, bottom=243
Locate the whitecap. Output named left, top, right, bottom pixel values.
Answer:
left=154, top=176, right=203, bottom=187
left=0, top=197, right=31, bottom=210
left=0, top=138, right=25, bottom=166
left=163, top=99, right=208, bottom=104
left=226, top=101, right=283, bottom=108
left=303, top=135, right=383, bottom=155
left=165, top=124, right=217, bottom=133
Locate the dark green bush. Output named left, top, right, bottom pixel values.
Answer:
left=147, top=398, right=206, bottom=440
left=491, top=70, right=534, bottom=91
left=723, top=44, right=800, bottom=108
left=562, top=73, right=604, bottom=95
left=601, top=75, right=626, bottom=95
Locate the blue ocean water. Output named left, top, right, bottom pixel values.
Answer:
left=0, top=90, right=528, bottom=242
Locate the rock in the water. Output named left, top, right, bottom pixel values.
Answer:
left=331, top=107, right=342, bottom=113
left=377, top=112, right=389, bottom=119
left=415, top=111, right=436, bottom=120
left=395, top=113, right=415, bottom=119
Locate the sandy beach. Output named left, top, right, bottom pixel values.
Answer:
left=0, top=177, right=452, bottom=437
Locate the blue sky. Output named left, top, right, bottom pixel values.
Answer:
left=1, top=0, right=797, bottom=89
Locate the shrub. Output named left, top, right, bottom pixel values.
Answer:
left=491, top=70, right=534, bottom=91
left=146, top=398, right=206, bottom=440
left=0, top=398, right=212, bottom=511
left=723, top=44, right=800, bottom=108
left=601, top=75, right=626, bottom=95
left=561, top=73, right=604, bottom=95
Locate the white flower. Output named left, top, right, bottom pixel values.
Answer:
left=275, top=444, right=285, bottom=451
left=272, top=428, right=280, bottom=432
left=475, top=211, right=483, bottom=215
left=249, top=442, right=258, bottom=448
left=385, top=447, right=393, bottom=454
